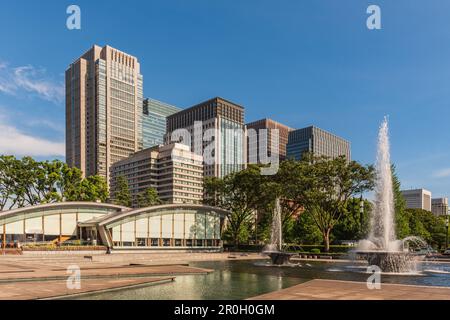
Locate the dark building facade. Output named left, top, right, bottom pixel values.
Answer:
left=166, top=97, right=245, bottom=178
left=286, top=126, right=351, bottom=161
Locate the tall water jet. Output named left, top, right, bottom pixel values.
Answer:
left=368, top=116, right=398, bottom=251
left=270, top=198, right=282, bottom=252
left=262, top=198, right=293, bottom=265
left=356, top=117, right=425, bottom=273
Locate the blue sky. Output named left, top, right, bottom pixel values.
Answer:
left=0, top=0, right=449, bottom=197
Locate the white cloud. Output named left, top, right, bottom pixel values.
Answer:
left=26, top=118, right=65, bottom=133
left=0, top=122, right=65, bottom=157
left=433, top=168, right=450, bottom=178
left=0, top=62, right=64, bottom=104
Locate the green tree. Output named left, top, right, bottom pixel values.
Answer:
left=0, top=156, right=18, bottom=210
left=405, top=208, right=447, bottom=249
left=59, top=164, right=83, bottom=201
left=137, top=187, right=161, bottom=207
left=300, top=154, right=375, bottom=252
left=79, top=175, right=109, bottom=202
left=391, top=165, right=410, bottom=238
left=204, top=165, right=271, bottom=247
left=112, top=176, right=132, bottom=207
left=291, top=211, right=323, bottom=244
left=0, top=156, right=109, bottom=209
left=274, top=160, right=310, bottom=229
left=333, top=198, right=373, bottom=241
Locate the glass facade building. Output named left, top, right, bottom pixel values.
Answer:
left=142, top=98, right=181, bottom=149
left=286, top=126, right=351, bottom=161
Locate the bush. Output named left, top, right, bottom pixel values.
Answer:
left=310, top=248, right=321, bottom=254
left=286, top=244, right=352, bottom=253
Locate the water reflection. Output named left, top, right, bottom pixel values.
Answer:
left=73, top=259, right=450, bottom=300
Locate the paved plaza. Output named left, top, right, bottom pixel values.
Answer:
left=249, top=279, right=450, bottom=300
left=0, top=277, right=175, bottom=300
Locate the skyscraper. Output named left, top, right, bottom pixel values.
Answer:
left=246, top=118, right=294, bottom=163
left=286, top=126, right=351, bottom=161
left=166, top=97, right=245, bottom=177
left=401, top=189, right=432, bottom=211
left=65, top=45, right=143, bottom=183
left=142, top=98, right=181, bottom=148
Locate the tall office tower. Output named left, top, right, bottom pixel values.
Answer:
left=286, top=126, right=351, bottom=161
left=401, top=189, right=432, bottom=211
left=142, top=98, right=181, bottom=148
left=246, top=118, right=294, bottom=163
left=110, top=143, right=203, bottom=206
left=65, top=45, right=143, bottom=183
left=431, top=198, right=448, bottom=216
left=166, top=97, right=245, bottom=178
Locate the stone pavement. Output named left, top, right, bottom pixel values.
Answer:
left=0, top=277, right=174, bottom=300
left=0, top=252, right=269, bottom=300
left=0, top=253, right=221, bottom=299
left=248, top=279, right=450, bottom=300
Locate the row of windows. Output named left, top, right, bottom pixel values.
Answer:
left=110, top=78, right=134, bottom=94
left=111, top=97, right=136, bottom=113
left=110, top=88, right=135, bottom=104
left=112, top=239, right=219, bottom=247
left=111, top=116, right=135, bottom=130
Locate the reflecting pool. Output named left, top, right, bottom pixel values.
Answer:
left=73, top=259, right=450, bottom=300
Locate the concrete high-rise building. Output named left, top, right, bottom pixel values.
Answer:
left=431, top=198, right=448, bottom=216
left=246, top=118, right=294, bottom=163
left=166, top=97, right=245, bottom=178
left=142, top=98, right=181, bottom=148
left=110, top=143, right=203, bottom=206
left=286, top=126, right=351, bottom=161
left=401, top=189, right=432, bottom=211
left=65, top=45, right=143, bottom=183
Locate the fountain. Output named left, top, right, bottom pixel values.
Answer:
left=262, top=198, right=294, bottom=265
left=355, top=117, right=425, bottom=273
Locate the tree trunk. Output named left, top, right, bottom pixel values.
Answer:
left=233, top=230, right=240, bottom=250
left=323, top=229, right=331, bottom=252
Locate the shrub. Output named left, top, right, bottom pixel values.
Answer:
left=310, top=248, right=321, bottom=254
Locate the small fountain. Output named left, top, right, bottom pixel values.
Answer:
left=355, top=117, right=426, bottom=273
left=262, top=198, right=294, bottom=265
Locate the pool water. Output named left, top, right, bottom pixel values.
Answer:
left=73, top=259, right=450, bottom=300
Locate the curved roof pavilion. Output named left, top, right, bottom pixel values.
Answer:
left=0, top=202, right=229, bottom=251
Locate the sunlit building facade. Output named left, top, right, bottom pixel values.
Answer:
left=65, top=45, right=143, bottom=183
left=431, top=197, right=448, bottom=216
left=246, top=118, right=294, bottom=163
left=110, top=143, right=203, bottom=206
left=401, top=189, right=432, bottom=211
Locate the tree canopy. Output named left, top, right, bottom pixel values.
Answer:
left=0, top=156, right=108, bottom=210
left=137, top=187, right=162, bottom=208
left=204, top=164, right=275, bottom=246
left=112, top=175, right=132, bottom=207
